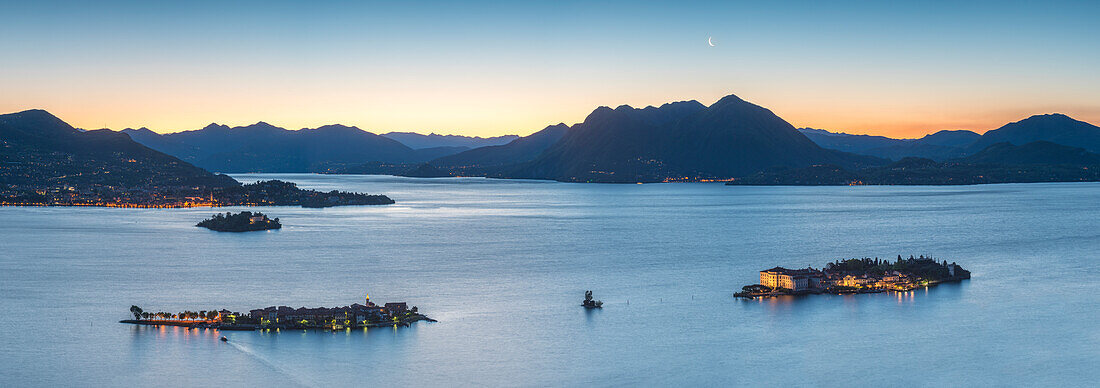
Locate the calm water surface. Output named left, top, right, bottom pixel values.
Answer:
left=1, top=174, right=1098, bottom=386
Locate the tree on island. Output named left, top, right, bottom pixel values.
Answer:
left=196, top=211, right=281, bottom=232
left=825, top=256, right=969, bottom=282
left=130, top=305, right=143, bottom=320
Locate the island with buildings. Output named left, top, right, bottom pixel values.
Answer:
left=197, top=211, right=281, bottom=232
left=120, top=295, right=433, bottom=331
left=735, top=256, right=971, bottom=298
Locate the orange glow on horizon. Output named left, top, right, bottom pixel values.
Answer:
left=5, top=91, right=1099, bottom=139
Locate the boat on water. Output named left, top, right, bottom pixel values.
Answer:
left=582, top=291, right=603, bottom=309
left=220, top=336, right=228, bottom=342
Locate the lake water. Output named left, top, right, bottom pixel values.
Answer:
left=1, top=174, right=1098, bottom=386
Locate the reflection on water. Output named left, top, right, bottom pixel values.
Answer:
left=747, top=281, right=969, bottom=311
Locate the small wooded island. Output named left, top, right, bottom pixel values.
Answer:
left=197, top=211, right=281, bottom=232
left=121, top=296, right=433, bottom=331
left=735, top=255, right=971, bottom=299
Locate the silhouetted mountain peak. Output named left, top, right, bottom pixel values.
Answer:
left=798, top=128, right=865, bottom=137
left=582, top=106, right=627, bottom=124
left=1, top=109, right=65, bottom=125
left=0, top=109, right=76, bottom=137
left=584, top=100, right=708, bottom=127
left=511, top=92, right=883, bottom=182
left=914, top=129, right=981, bottom=147
left=710, top=93, right=747, bottom=107
left=6, top=108, right=53, bottom=119
left=120, top=127, right=157, bottom=135
left=381, top=131, right=519, bottom=150
left=240, top=121, right=281, bottom=130
left=640, top=100, right=707, bottom=125
left=1021, top=113, right=1071, bottom=122
left=923, top=129, right=979, bottom=137
left=1001, top=113, right=1087, bottom=131
left=680, top=94, right=794, bottom=141
left=969, top=112, right=1100, bottom=153
left=201, top=123, right=231, bottom=132
left=703, top=93, right=775, bottom=118
left=308, top=124, right=361, bottom=133
left=657, top=100, right=705, bottom=110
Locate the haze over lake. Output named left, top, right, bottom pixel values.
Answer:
left=2, top=175, right=1097, bottom=386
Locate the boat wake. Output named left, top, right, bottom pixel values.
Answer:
left=224, top=337, right=316, bottom=388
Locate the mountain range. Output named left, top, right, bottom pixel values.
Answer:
left=119, top=125, right=526, bottom=173
left=117, top=94, right=894, bottom=181
left=120, top=123, right=458, bottom=173
left=0, top=110, right=393, bottom=207
left=1, top=109, right=235, bottom=189
left=427, top=123, right=570, bottom=176
left=506, top=96, right=881, bottom=182
left=380, top=132, right=518, bottom=150
left=966, top=113, right=1100, bottom=154
left=6, top=91, right=1100, bottom=187
left=799, top=113, right=1100, bottom=161
left=731, top=140, right=1100, bottom=185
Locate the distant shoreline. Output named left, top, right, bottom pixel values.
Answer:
left=322, top=172, right=1100, bottom=186
left=1, top=180, right=394, bottom=208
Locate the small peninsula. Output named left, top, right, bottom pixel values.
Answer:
left=735, top=255, right=971, bottom=299
left=121, top=296, right=434, bottom=331
left=197, top=211, right=281, bottom=232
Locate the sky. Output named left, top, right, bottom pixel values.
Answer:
left=1, top=0, right=1098, bottom=138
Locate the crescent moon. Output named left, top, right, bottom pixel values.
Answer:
left=707, top=36, right=715, bottom=47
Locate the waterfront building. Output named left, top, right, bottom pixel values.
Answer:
left=839, top=275, right=871, bottom=287
left=248, top=302, right=402, bottom=326
left=384, top=302, right=408, bottom=314
left=759, top=267, right=824, bottom=291
left=216, top=309, right=234, bottom=321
